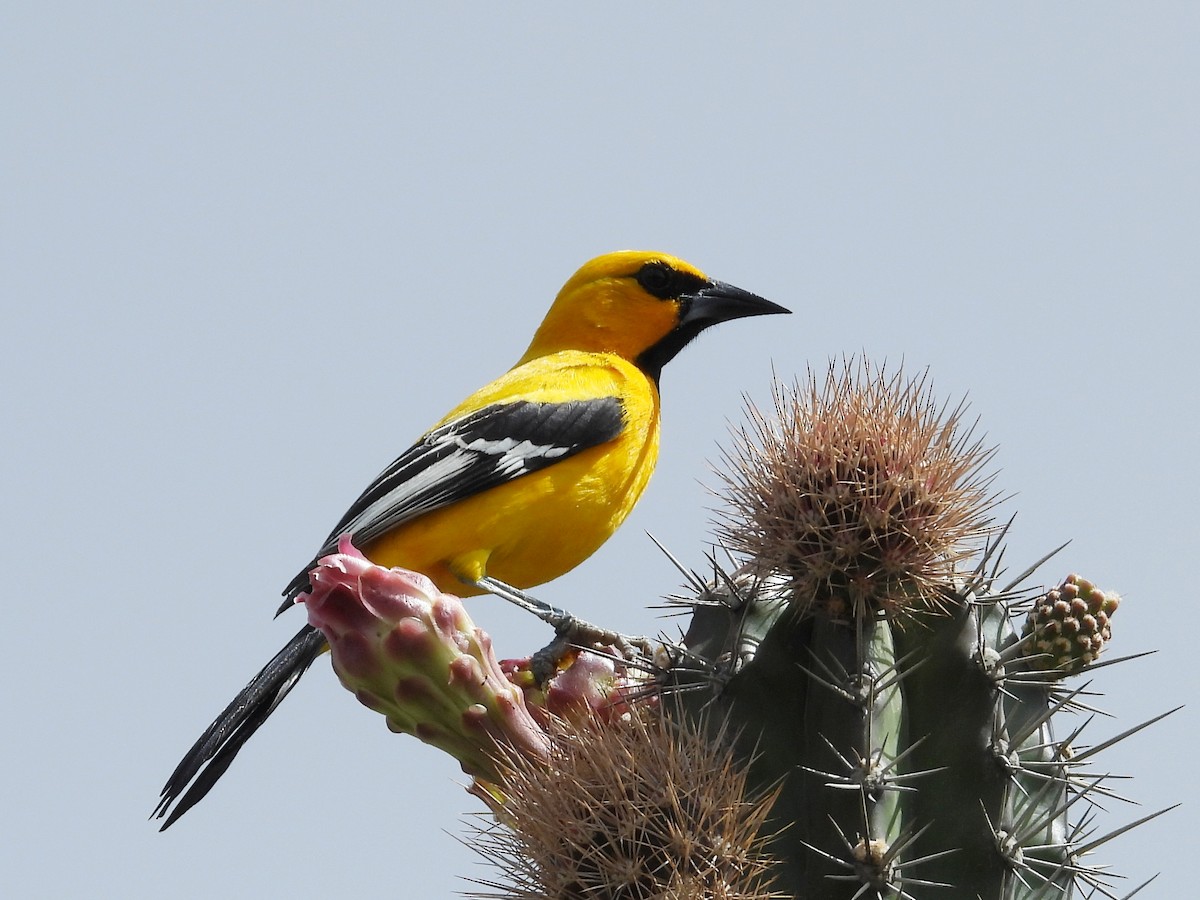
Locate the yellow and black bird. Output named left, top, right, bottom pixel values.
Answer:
left=154, top=250, right=787, bottom=828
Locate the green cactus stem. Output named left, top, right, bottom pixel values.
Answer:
left=656, top=361, right=1174, bottom=899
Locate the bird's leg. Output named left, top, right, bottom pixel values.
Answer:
left=473, top=575, right=572, bottom=626
left=472, top=576, right=653, bottom=680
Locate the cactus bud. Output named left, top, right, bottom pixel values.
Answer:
left=302, top=537, right=551, bottom=779
left=1022, top=573, right=1120, bottom=676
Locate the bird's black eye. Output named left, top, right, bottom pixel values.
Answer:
left=634, top=260, right=709, bottom=300
left=636, top=261, right=677, bottom=299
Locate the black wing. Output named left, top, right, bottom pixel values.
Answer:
left=280, top=396, right=625, bottom=605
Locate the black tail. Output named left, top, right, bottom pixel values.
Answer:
left=153, top=624, right=328, bottom=829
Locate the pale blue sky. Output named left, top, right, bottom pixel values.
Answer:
left=4, top=4, right=1197, bottom=897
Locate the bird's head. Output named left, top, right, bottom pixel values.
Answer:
left=520, top=250, right=790, bottom=381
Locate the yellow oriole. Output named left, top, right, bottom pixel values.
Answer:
left=154, top=250, right=788, bottom=827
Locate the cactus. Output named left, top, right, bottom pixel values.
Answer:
left=469, top=710, right=783, bottom=900
left=301, top=360, right=1173, bottom=899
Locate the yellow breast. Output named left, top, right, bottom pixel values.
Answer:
left=361, top=351, right=660, bottom=595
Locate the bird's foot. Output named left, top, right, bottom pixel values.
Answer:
left=473, top=576, right=652, bottom=682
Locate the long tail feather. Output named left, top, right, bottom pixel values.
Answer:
left=153, top=624, right=327, bottom=829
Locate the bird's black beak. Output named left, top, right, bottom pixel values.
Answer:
left=679, top=280, right=791, bottom=329
left=637, top=279, right=790, bottom=381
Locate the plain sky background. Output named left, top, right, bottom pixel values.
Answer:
left=3, top=4, right=1197, bottom=898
